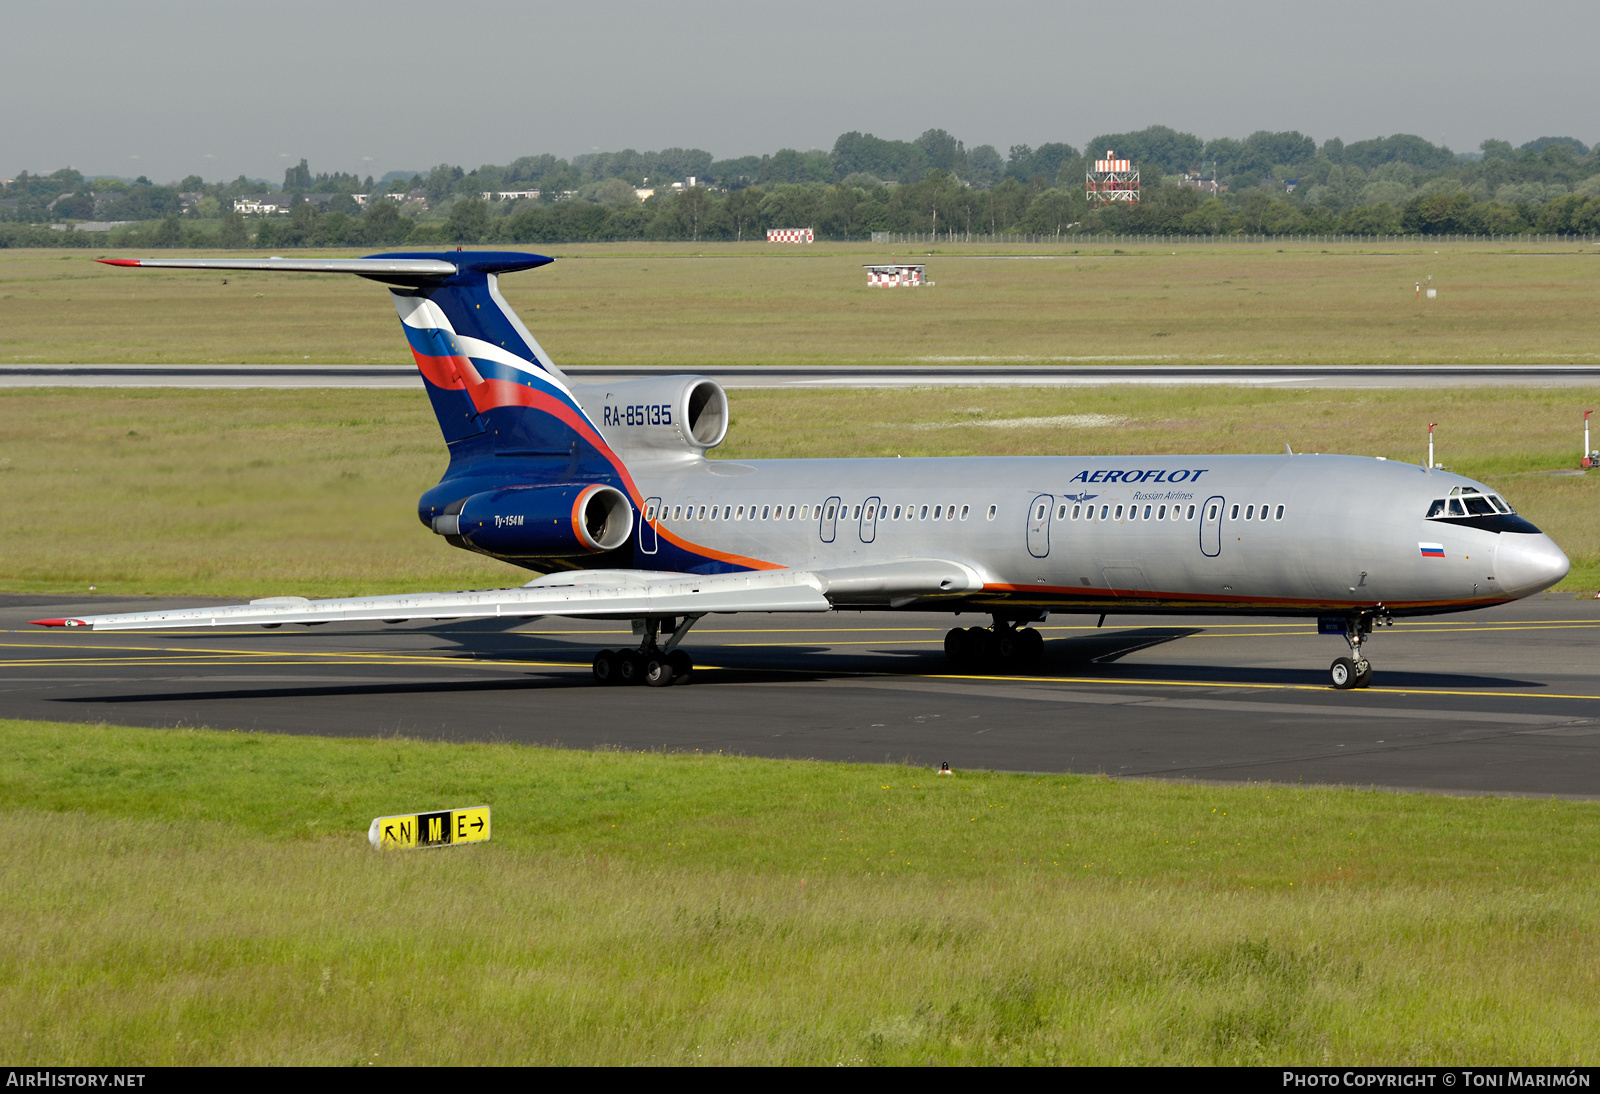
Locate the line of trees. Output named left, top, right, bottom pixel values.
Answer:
left=5, top=126, right=1599, bottom=246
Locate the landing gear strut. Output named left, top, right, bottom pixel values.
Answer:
left=593, top=614, right=701, bottom=687
left=944, top=614, right=1045, bottom=672
left=1328, top=609, right=1390, bottom=690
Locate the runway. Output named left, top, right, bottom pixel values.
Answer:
left=6, top=364, right=1600, bottom=389
left=3, top=594, right=1597, bottom=798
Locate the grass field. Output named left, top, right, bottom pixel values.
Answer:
left=2, top=240, right=1599, bottom=368
left=1, top=385, right=1595, bottom=596
left=2, top=718, right=1595, bottom=1065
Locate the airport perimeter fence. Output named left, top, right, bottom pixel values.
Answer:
left=868, top=232, right=1600, bottom=245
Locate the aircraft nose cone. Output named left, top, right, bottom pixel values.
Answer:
left=1495, top=534, right=1570, bottom=596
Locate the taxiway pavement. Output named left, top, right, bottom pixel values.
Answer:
left=3, top=594, right=1596, bottom=798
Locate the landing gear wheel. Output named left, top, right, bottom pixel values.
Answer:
left=966, top=627, right=993, bottom=665
left=643, top=655, right=675, bottom=687
left=1017, top=627, right=1044, bottom=666
left=666, top=648, right=693, bottom=685
left=944, top=627, right=967, bottom=665
left=995, top=628, right=1021, bottom=663
left=592, top=649, right=619, bottom=685
left=1353, top=659, right=1373, bottom=688
left=1330, top=657, right=1359, bottom=690
left=617, top=650, right=644, bottom=686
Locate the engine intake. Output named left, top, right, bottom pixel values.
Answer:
left=432, top=483, right=633, bottom=556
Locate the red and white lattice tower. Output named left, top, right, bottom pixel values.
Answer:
left=766, top=227, right=815, bottom=243
left=1086, top=150, right=1139, bottom=204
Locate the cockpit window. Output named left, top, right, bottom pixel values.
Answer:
left=1447, top=498, right=1465, bottom=517
left=1490, top=495, right=1512, bottom=513
left=1425, top=499, right=1446, bottom=518
left=1463, top=496, right=1495, bottom=516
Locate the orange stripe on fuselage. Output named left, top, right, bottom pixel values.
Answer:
left=982, top=581, right=1512, bottom=612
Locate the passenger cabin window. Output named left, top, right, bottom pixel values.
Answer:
left=1207, top=505, right=1218, bottom=520
left=1187, top=505, right=1196, bottom=519
left=1071, top=504, right=1081, bottom=520
left=853, top=505, right=861, bottom=518
left=947, top=505, right=955, bottom=520
left=697, top=506, right=707, bottom=520
left=1230, top=504, right=1240, bottom=519
left=1114, top=505, right=1124, bottom=520
left=645, top=504, right=657, bottom=521
left=1143, top=505, right=1152, bottom=519
left=673, top=506, right=682, bottom=520
left=1245, top=505, right=1254, bottom=519
left=987, top=504, right=997, bottom=520
left=1100, top=505, right=1109, bottom=520
left=825, top=504, right=836, bottom=519
left=893, top=505, right=902, bottom=519
left=761, top=505, right=770, bottom=519
left=920, top=505, right=929, bottom=520
left=1275, top=505, right=1285, bottom=520
left=960, top=505, right=970, bottom=520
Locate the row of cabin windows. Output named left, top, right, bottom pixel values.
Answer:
left=1049, top=501, right=1288, bottom=522
left=644, top=501, right=989, bottom=523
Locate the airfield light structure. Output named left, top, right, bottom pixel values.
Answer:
left=1585, top=410, right=1595, bottom=468
left=1087, top=150, right=1139, bottom=205
left=1428, top=423, right=1437, bottom=470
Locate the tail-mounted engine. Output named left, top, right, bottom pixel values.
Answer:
left=574, top=376, right=729, bottom=460
left=431, top=483, right=633, bottom=557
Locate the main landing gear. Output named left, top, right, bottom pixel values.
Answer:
left=944, top=616, right=1045, bottom=672
left=593, top=614, right=701, bottom=687
left=1328, top=609, right=1391, bottom=690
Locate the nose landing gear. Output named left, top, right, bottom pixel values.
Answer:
left=1326, top=609, right=1390, bottom=689
left=593, top=614, right=701, bottom=686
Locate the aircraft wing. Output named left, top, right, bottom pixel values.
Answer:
left=30, top=558, right=985, bottom=632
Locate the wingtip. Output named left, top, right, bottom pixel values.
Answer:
left=29, top=618, right=84, bottom=628
left=95, top=258, right=142, bottom=267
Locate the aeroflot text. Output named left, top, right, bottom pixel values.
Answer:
left=1069, top=469, right=1210, bottom=484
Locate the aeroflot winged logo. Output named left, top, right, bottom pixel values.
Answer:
left=1069, top=468, right=1211, bottom=484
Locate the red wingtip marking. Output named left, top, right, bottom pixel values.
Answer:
left=96, top=258, right=142, bottom=267
left=29, top=618, right=80, bottom=627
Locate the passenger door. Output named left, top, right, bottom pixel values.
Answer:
left=1027, top=494, right=1053, bottom=558
left=640, top=496, right=661, bottom=555
left=859, top=496, right=882, bottom=543
left=819, top=496, right=841, bottom=543
left=1199, top=495, right=1225, bottom=558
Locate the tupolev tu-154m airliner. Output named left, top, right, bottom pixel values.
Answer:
left=33, top=251, right=1570, bottom=690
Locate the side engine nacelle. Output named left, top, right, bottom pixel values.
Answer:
left=573, top=376, right=729, bottom=460
left=430, top=483, right=633, bottom=557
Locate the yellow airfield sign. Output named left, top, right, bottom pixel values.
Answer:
left=368, top=805, right=491, bottom=849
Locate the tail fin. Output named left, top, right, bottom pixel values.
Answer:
left=98, top=251, right=633, bottom=492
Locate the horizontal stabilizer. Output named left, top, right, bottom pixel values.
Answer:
left=98, top=256, right=459, bottom=277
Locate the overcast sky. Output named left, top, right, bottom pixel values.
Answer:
left=5, top=0, right=1596, bottom=183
